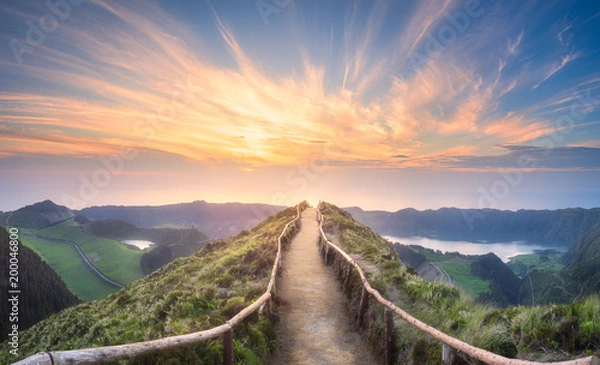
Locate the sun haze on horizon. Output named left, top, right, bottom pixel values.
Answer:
left=1, top=0, right=599, bottom=212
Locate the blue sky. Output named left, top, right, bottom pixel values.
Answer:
left=1, top=0, right=599, bottom=212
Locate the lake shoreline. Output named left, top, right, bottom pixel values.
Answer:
left=385, top=235, right=569, bottom=262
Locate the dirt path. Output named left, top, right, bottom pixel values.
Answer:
left=269, top=208, right=378, bottom=365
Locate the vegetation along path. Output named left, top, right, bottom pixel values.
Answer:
left=269, top=208, right=378, bottom=365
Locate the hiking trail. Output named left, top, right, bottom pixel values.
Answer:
left=269, top=207, right=378, bottom=365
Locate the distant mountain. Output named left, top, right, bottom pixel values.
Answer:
left=345, top=206, right=600, bottom=245
left=78, top=200, right=285, bottom=239
left=1, top=200, right=74, bottom=229
left=0, top=227, right=80, bottom=341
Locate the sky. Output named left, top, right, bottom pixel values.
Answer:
left=1, top=0, right=600, bottom=212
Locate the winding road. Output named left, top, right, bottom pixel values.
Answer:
left=432, top=262, right=453, bottom=285
left=23, top=232, right=124, bottom=288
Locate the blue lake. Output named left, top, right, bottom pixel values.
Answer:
left=384, top=236, right=569, bottom=262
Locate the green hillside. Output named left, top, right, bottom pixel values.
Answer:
left=17, top=232, right=119, bottom=301
left=507, top=250, right=565, bottom=278
left=319, top=202, right=599, bottom=364
left=563, top=225, right=600, bottom=295
left=517, top=226, right=600, bottom=306
left=1, top=204, right=304, bottom=364
left=15, top=215, right=209, bottom=301
left=394, top=244, right=520, bottom=307
left=0, top=200, right=74, bottom=229
left=36, top=219, right=145, bottom=285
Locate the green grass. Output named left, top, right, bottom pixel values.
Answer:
left=415, top=247, right=452, bottom=262
left=408, top=245, right=490, bottom=299
left=441, top=262, right=490, bottom=298
left=1, top=203, right=306, bottom=364
left=19, top=232, right=118, bottom=301
left=507, top=251, right=565, bottom=277
left=37, top=219, right=144, bottom=284
left=318, top=202, right=600, bottom=363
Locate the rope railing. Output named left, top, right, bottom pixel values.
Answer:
left=315, top=208, right=599, bottom=365
left=12, top=204, right=303, bottom=365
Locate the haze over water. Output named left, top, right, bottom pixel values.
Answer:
left=385, top=236, right=569, bottom=262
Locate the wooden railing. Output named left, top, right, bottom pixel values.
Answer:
left=315, top=208, right=599, bottom=365
left=13, top=204, right=303, bottom=365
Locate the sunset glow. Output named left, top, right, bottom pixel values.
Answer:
left=1, top=0, right=599, bottom=211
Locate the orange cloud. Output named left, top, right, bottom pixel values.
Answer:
left=0, top=0, right=576, bottom=172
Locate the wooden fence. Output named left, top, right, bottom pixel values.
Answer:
left=315, top=208, right=599, bottom=365
left=12, top=204, right=303, bottom=365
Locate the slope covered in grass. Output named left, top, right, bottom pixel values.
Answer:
left=319, top=202, right=599, bottom=364
left=36, top=219, right=145, bottom=285
left=1, top=203, right=305, bottom=364
left=17, top=232, right=118, bottom=301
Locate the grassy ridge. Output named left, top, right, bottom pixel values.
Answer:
left=37, top=219, right=144, bottom=285
left=1, top=203, right=305, bottom=364
left=319, top=202, right=600, bottom=364
left=19, top=233, right=118, bottom=301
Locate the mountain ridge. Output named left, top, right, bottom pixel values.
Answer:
left=345, top=206, right=600, bottom=244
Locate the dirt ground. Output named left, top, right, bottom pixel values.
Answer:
left=268, top=208, right=378, bottom=365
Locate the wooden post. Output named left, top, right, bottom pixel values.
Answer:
left=223, top=330, right=234, bottom=365
left=442, top=343, right=455, bottom=365
left=268, top=297, right=273, bottom=318
left=355, top=287, right=369, bottom=330
left=384, top=309, right=395, bottom=365
left=343, top=264, right=353, bottom=288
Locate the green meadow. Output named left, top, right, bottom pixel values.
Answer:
left=19, top=232, right=118, bottom=301
left=410, top=246, right=491, bottom=299
left=441, top=260, right=490, bottom=298
left=507, top=251, right=565, bottom=277
left=37, top=219, right=145, bottom=285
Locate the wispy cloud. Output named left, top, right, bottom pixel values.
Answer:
left=0, top=0, right=597, bottom=174
left=508, top=30, right=524, bottom=55
left=532, top=52, right=581, bottom=89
